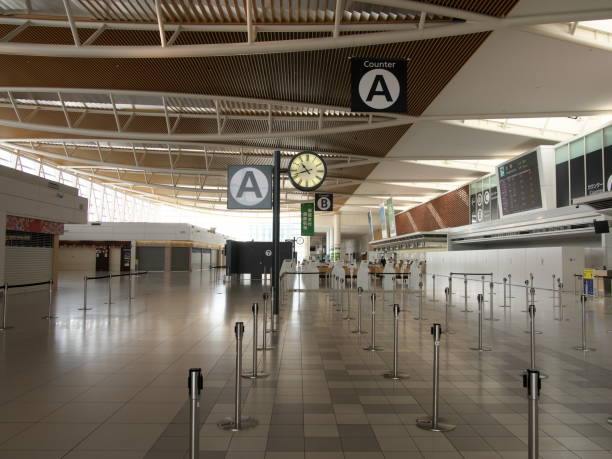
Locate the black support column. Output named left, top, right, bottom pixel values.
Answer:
left=272, top=150, right=281, bottom=330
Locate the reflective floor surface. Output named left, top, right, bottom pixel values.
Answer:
left=0, top=270, right=611, bottom=458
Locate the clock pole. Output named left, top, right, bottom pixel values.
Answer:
left=272, top=150, right=282, bottom=331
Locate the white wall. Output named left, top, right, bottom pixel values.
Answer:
left=426, top=246, right=585, bottom=288
left=62, top=222, right=226, bottom=247
left=57, top=247, right=96, bottom=272
left=0, top=165, right=87, bottom=225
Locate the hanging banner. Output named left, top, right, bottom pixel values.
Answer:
left=351, top=58, right=407, bottom=113
left=301, top=203, right=315, bottom=236
left=386, top=198, right=397, bottom=238
left=367, top=210, right=374, bottom=241
left=379, top=203, right=388, bottom=239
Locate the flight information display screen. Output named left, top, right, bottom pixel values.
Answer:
left=498, top=150, right=542, bottom=215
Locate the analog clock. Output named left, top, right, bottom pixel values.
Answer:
left=288, top=151, right=327, bottom=192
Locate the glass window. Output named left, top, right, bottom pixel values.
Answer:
left=555, top=144, right=569, bottom=164
left=586, top=131, right=603, bottom=152
left=605, top=126, right=612, bottom=147
left=570, top=139, right=585, bottom=159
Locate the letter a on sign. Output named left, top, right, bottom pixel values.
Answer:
left=227, top=165, right=273, bottom=209
left=350, top=58, right=407, bottom=113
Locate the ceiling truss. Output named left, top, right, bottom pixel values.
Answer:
left=0, top=2, right=608, bottom=57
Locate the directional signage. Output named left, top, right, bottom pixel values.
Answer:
left=227, top=165, right=273, bottom=209
left=351, top=58, right=407, bottom=113
left=315, top=193, right=333, bottom=211
left=301, top=203, right=315, bottom=236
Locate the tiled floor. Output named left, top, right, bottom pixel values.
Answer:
left=0, top=270, right=612, bottom=458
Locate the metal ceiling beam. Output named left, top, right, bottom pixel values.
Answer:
left=527, top=22, right=612, bottom=53
left=0, top=9, right=608, bottom=57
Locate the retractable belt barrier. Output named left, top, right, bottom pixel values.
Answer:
left=1, top=280, right=53, bottom=330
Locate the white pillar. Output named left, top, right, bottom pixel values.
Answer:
left=602, top=233, right=612, bottom=268
left=302, top=236, right=311, bottom=261
left=130, top=240, right=137, bottom=271
left=333, top=213, right=341, bottom=261
left=0, top=211, right=5, bottom=284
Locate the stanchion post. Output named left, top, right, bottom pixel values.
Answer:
left=79, top=275, right=92, bottom=311
left=432, top=274, right=436, bottom=302
left=557, top=281, right=564, bottom=321
left=443, top=287, right=455, bottom=334
left=259, top=293, right=274, bottom=349
left=415, top=281, right=426, bottom=320
left=470, top=294, right=491, bottom=351
left=188, top=368, right=203, bottom=459
left=463, top=275, right=472, bottom=312
left=481, top=275, right=485, bottom=299
left=352, top=287, right=366, bottom=334
left=218, top=322, right=257, bottom=431
left=243, top=303, right=268, bottom=379
left=523, top=369, right=542, bottom=459
left=485, top=282, right=498, bottom=321
left=523, top=280, right=529, bottom=312
left=383, top=304, right=408, bottom=380
left=502, top=277, right=509, bottom=308
left=416, top=323, right=455, bottom=432
left=106, top=273, right=113, bottom=306
left=508, top=274, right=512, bottom=301
left=448, top=275, right=453, bottom=307
left=343, top=277, right=353, bottom=320
left=0, top=283, right=12, bottom=331
left=364, top=293, right=382, bottom=351
left=574, top=294, right=595, bottom=352
left=41, top=280, right=57, bottom=320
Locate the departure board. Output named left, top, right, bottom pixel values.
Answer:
left=498, top=151, right=542, bottom=215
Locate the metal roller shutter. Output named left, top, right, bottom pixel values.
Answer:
left=5, top=247, right=52, bottom=291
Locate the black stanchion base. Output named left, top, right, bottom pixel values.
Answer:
left=416, top=417, right=456, bottom=432
left=257, top=346, right=275, bottom=351
left=41, top=315, right=58, bottom=320
left=607, top=417, right=612, bottom=425
left=217, top=416, right=258, bottom=431
left=77, top=307, right=92, bottom=311
left=0, top=325, right=14, bottom=331
left=351, top=330, right=367, bottom=334
left=574, top=346, right=596, bottom=352
left=462, top=309, right=474, bottom=313
left=363, top=346, right=384, bottom=351
left=524, top=330, right=543, bottom=334
left=469, top=346, right=492, bottom=352
left=104, top=302, right=115, bottom=305
left=241, top=372, right=269, bottom=379
left=484, top=317, right=500, bottom=321
left=383, top=372, right=409, bottom=380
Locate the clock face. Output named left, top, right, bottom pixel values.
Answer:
left=288, top=152, right=327, bottom=191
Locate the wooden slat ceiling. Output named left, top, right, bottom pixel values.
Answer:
left=0, top=0, right=519, bottom=210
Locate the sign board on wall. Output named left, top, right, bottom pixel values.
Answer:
left=386, top=198, right=397, bottom=237
left=351, top=58, right=407, bottom=113
left=314, top=193, right=333, bottom=211
left=227, top=165, right=273, bottom=209
left=301, top=203, right=314, bottom=236
left=469, top=174, right=499, bottom=224
left=379, top=203, right=388, bottom=239
left=498, top=151, right=542, bottom=215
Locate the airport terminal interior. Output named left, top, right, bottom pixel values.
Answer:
left=3, top=1, right=612, bottom=458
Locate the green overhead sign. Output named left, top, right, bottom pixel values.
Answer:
left=301, top=203, right=314, bottom=236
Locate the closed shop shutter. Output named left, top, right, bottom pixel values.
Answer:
left=5, top=247, right=52, bottom=292
left=171, top=247, right=190, bottom=271
left=191, top=248, right=202, bottom=271
left=137, top=247, right=164, bottom=271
